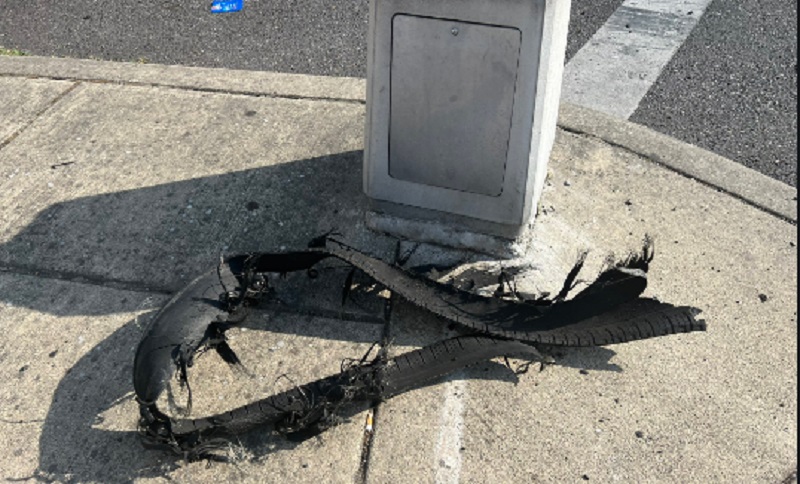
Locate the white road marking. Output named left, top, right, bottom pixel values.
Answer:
left=433, top=374, right=467, bottom=484
left=562, top=0, right=714, bottom=119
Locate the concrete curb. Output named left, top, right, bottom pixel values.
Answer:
left=0, top=55, right=366, bottom=102
left=558, top=103, right=798, bottom=223
left=2, top=55, right=794, bottom=223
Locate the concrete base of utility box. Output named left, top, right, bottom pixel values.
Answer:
left=365, top=208, right=534, bottom=259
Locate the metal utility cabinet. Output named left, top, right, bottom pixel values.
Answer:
left=363, top=0, right=570, bottom=241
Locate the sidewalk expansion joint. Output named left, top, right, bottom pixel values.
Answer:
left=0, top=72, right=366, bottom=105
left=0, top=81, right=81, bottom=152
left=0, top=263, right=173, bottom=296
left=0, top=263, right=391, bottom=325
left=355, top=283, right=395, bottom=483
left=264, top=304, right=387, bottom=325
left=558, top=125, right=797, bottom=225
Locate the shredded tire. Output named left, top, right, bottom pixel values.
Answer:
left=132, top=235, right=706, bottom=459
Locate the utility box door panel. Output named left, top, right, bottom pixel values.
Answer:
left=364, top=0, right=567, bottom=230
left=389, top=15, right=521, bottom=196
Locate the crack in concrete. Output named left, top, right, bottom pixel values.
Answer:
left=0, top=418, right=45, bottom=425
left=0, top=81, right=81, bottom=152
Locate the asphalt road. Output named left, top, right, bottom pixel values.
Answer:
left=0, top=0, right=795, bottom=186
left=630, top=0, right=797, bottom=186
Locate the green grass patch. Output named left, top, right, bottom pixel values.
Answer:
left=0, top=46, right=26, bottom=56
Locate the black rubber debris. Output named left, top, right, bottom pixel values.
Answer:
left=132, top=235, right=706, bottom=460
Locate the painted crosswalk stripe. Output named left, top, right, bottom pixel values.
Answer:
left=561, top=0, right=714, bottom=119
left=433, top=375, right=467, bottom=484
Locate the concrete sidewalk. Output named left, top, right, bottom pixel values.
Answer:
left=0, top=56, right=796, bottom=483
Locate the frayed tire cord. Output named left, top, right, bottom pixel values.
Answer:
left=187, top=335, right=539, bottom=434
left=137, top=335, right=544, bottom=459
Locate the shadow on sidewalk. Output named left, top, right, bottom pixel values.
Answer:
left=0, top=150, right=619, bottom=482
left=0, top=150, right=372, bottom=315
